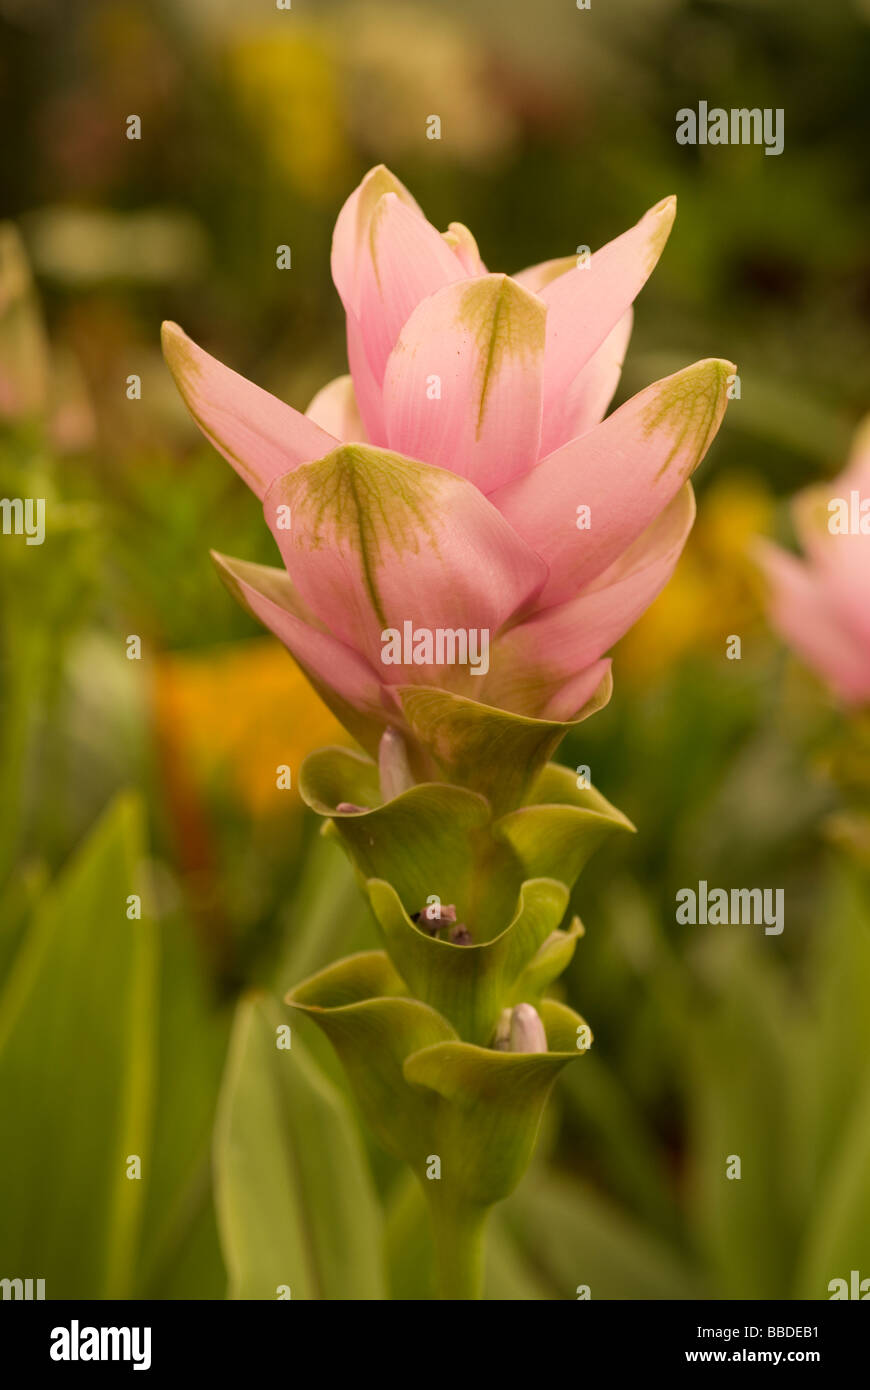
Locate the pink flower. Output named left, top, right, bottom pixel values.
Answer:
left=163, top=166, right=733, bottom=755
left=758, top=420, right=870, bottom=706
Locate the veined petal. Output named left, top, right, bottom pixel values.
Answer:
left=383, top=274, right=547, bottom=493
left=331, top=164, right=422, bottom=315
left=490, top=358, right=733, bottom=603
left=538, top=308, right=633, bottom=456
left=472, top=650, right=614, bottom=725
left=539, top=196, right=676, bottom=412
left=442, top=222, right=487, bottom=276
left=357, top=193, right=466, bottom=385
left=538, top=660, right=614, bottom=724
left=305, top=374, right=366, bottom=443
left=262, top=443, right=548, bottom=677
left=512, top=255, right=576, bottom=294
left=346, top=310, right=388, bottom=446
left=757, top=542, right=870, bottom=705
left=161, top=322, right=338, bottom=501
left=211, top=550, right=389, bottom=752
left=792, top=479, right=870, bottom=648
left=492, top=487, right=695, bottom=710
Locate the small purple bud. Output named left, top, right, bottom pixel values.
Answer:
left=412, top=902, right=457, bottom=935
left=336, top=801, right=369, bottom=814
left=447, top=923, right=472, bottom=945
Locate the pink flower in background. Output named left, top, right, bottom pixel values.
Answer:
left=758, top=420, right=870, bottom=705
left=163, top=166, right=733, bottom=751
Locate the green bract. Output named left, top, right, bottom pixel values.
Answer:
left=284, top=744, right=633, bottom=1297
left=286, top=951, right=588, bottom=1242
left=301, top=746, right=633, bottom=936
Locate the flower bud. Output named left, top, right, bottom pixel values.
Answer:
left=508, top=1003, right=548, bottom=1054
left=492, top=1007, right=513, bottom=1051
left=378, top=727, right=414, bottom=801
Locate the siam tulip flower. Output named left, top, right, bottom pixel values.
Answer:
left=162, top=166, right=733, bottom=786
left=758, top=418, right=870, bottom=706
left=168, top=170, right=738, bottom=1301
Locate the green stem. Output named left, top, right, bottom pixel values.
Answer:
left=428, top=1196, right=489, bottom=1301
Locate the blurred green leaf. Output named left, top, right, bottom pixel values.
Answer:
left=684, top=947, right=803, bottom=1298
left=796, top=1064, right=870, bottom=1299
left=505, top=1170, right=701, bottom=1300
left=0, top=794, right=157, bottom=1298
left=213, top=991, right=386, bottom=1300
left=275, top=829, right=375, bottom=992
left=136, top=912, right=231, bottom=1300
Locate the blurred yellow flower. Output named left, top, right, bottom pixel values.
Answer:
left=154, top=638, right=350, bottom=817
left=326, top=1, right=516, bottom=164
left=225, top=32, right=349, bottom=198
left=616, top=476, right=774, bottom=682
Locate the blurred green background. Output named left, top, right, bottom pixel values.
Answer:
left=1, top=0, right=869, bottom=1300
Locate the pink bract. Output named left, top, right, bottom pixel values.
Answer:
left=758, top=420, right=870, bottom=706
left=163, top=165, right=733, bottom=752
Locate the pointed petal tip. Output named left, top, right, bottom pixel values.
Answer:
left=160, top=320, right=199, bottom=385
left=697, top=356, right=738, bottom=399
left=160, top=319, right=185, bottom=357
left=640, top=194, right=677, bottom=269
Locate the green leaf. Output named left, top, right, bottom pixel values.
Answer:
left=795, top=1063, right=870, bottom=1298
left=135, top=908, right=231, bottom=1300
left=275, top=826, right=376, bottom=991
left=804, top=861, right=870, bottom=1190
left=367, top=876, right=571, bottom=1043
left=505, top=1171, right=702, bottom=1300
left=684, top=950, right=802, bottom=1298
left=0, top=795, right=157, bottom=1298
left=213, top=991, right=386, bottom=1300
left=557, top=1053, right=679, bottom=1235
left=397, top=674, right=611, bottom=815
